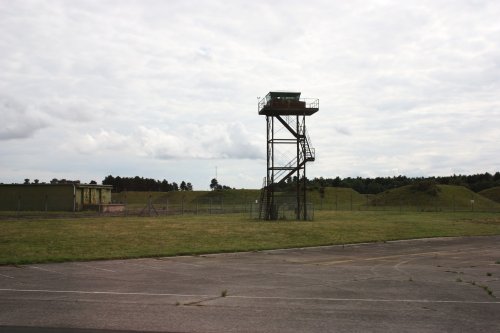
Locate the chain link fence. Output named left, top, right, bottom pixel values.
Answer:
left=3, top=190, right=499, bottom=219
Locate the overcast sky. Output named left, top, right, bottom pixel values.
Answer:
left=1, top=0, right=499, bottom=190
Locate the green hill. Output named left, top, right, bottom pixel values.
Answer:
left=306, top=187, right=367, bottom=210
left=112, top=190, right=260, bottom=215
left=479, top=187, right=500, bottom=203
left=370, top=184, right=500, bottom=211
left=111, top=185, right=500, bottom=213
left=112, top=187, right=366, bottom=212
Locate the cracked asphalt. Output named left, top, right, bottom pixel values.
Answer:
left=1, top=236, right=500, bottom=332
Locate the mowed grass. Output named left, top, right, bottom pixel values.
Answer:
left=1, top=211, right=500, bottom=265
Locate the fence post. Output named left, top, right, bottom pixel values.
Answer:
left=124, top=190, right=128, bottom=217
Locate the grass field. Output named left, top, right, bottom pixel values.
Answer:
left=1, top=210, right=500, bottom=265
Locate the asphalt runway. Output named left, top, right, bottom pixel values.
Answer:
left=1, top=236, right=500, bottom=333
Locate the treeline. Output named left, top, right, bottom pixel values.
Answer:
left=18, top=178, right=88, bottom=185
left=309, top=172, right=500, bottom=194
left=277, top=172, right=500, bottom=194
left=102, top=175, right=193, bottom=192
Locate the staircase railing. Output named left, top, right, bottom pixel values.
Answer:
left=273, top=155, right=298, bottom=183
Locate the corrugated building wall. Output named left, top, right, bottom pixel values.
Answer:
left=0, top=184, right=112, bottom=211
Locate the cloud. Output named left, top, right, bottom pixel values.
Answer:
left=137, top=122, right=264, bottom=160
left=0, top=1, right=500, bottom=189
left=334, top=126, right=352, bottom=136
left=0, top=95, right=48, bottom=140
left=60, top=122, right=264, bottom=161
left=61, top=129, right=132, bottom=155
left=39, top=97, right=97, bottom=123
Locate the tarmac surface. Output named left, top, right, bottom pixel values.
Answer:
left=1, top=236, right=500, bottom=333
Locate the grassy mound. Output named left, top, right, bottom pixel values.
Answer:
left=111, top=185, right=500, bottom=212
left=479, top=187, right=500, bottom=203
left=112, top=189, right=261, bottom=210
left=306, top=187, right=367, bottom=210
left=112, top=188, right=366, bottom=211
left=370, top=184, right=500, bottom=211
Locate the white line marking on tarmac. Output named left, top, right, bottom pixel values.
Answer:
left=72, top=263, right=116, bottom=273
left=169, top=261, right=202, bottom=268
left=0, top=288, right=211, bottom=298
left=316, top=250, right=474, bottom=266
left=127, top=263, right=167, bottom=271
left=393, top=258, right=419, bottom=277
left=229, top=295, right=500, bottom=305
left=0, top=273, right=14, bottom=279
left=0, top=288, right=499, bottom=305
left=29, top=266, right=65, bottom=274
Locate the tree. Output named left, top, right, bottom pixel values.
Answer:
left=33, top=179, right=39, bottom=184
left=180, top=181, right=187, bottom=191
left=89, top=180, right=97, bottom=185
left=24, top=178, right=30, bottom=184
left=160, top=179, right=171, bottom=192
left=102, top=175, right=193, bottom=192
left=186, top=182, right=193, bottom=191
left=210, top=178, right=219, bottom=191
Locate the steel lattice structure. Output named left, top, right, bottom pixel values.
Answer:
left=257, top=92, right=319, bottom=220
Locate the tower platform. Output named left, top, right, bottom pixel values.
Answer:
left=258, top=91, right=319, bottom=116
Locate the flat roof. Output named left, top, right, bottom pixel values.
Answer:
left=0, top=184, right=113, bottom=189
left=266, top=91, right=301, bottom=99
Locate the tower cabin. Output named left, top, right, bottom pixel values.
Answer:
left=258, top=91, right=319, bottom=116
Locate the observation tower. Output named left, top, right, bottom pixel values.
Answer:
left=258, top=91, right=319, bottom=220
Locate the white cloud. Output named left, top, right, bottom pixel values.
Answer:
left=59, top=122, right=263, bottom=161
left=136, top=122, right=263, bottom=160
left=0, top=0, right=499, bottom=188
left=61, top=129, right=132, bottom=155
left=0, top=95, right=48, bottom=140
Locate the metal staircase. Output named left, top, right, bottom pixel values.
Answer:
left=259, top=115, right=315, bottom=220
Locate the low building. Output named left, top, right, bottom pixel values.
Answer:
left=0, top=184, right=114, bottom=212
